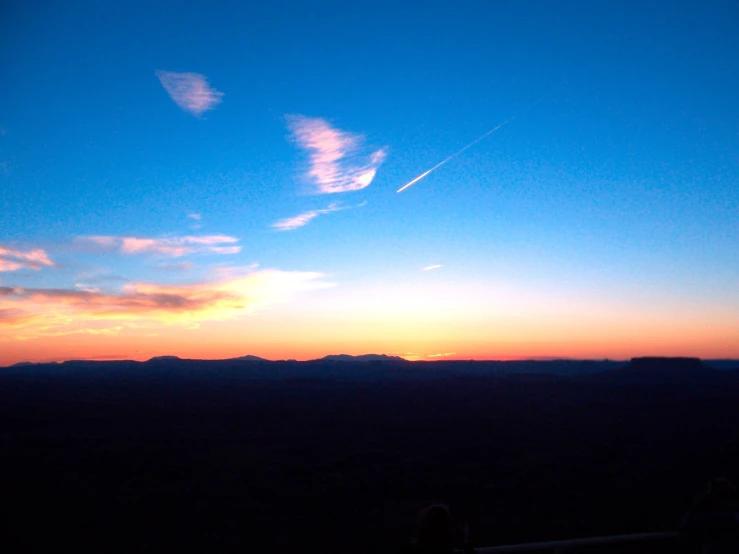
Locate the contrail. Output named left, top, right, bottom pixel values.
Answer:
left=397, top=117, right=514, bottom=193
left=397, top=93, right=553, bottom=193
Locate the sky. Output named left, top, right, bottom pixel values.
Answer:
left=1, top=0, right=738, bottom=365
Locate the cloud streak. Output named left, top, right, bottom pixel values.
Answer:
left=422, top=264, right=442, bottom=271
left=156, top=261, right=195, bottom=273
left=0, top=245, right=55, bottom=272
left=0, top=269, right=334, bottom=339
left=287, top=115, right=386, bottom=194
left=426, top=352, right=456, bottom=358
left=272, top=203, right=345, bottom=231
left=156, top=71, right=224, bottom=116
left=81, top=235, right=240, bottom=258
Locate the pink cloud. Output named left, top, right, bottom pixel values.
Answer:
left=0, top=269, right=334, bottom=339
left=0, top=308, right=35, bottom=325
left=209, top=246, right=241, bottom=255
left=85, top=236, right=119, bottom=247
left=286, top=115, right=387, bottom=194
left=156, top=71, right=224, bottom=116
left=80, top=235, right=240, bottom=258
left=181, top=235, right=237, bottom=246
left=0, top=245, right=55, bottom=272
left=121, top=238, right=191, bottom=257
left=273, top=212, right=321, bottom=231
left=272, top=203, right=344, bottom=231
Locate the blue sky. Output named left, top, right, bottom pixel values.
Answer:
left=1, top=1, right=737, bottom=362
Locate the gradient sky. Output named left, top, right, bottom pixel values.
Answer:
left=1, top=0, right=738, bottom=365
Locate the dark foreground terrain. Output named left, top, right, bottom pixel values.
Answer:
left=2, top=356, right=738, bottom=553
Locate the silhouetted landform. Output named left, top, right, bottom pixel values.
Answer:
left=227, top=354, right=270, bottom=362
left=7, top=356, right=737, bottom=379
left=2, top=355, right=632, bottom=379
left=2, top=356, right=738, bottom=553
left=592, top=357, right=739, bottom=384
left=318, top=353, right=408, bottom=363
left=704, top=359, right=739, bottom=371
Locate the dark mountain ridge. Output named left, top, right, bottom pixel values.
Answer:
left=318, top=353, right=407, bottom=363
left=4, top=356, right=737, bottom=384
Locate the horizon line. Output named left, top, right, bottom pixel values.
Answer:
left=4, top=353, right=732, bottom=368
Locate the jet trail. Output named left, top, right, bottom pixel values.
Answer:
left=397, top=117, right=515, bottom=193
left=397, top=92, right=554, bottom=193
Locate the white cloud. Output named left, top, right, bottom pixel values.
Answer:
left=187, top=214, right=203, bottom=230
left=422, top=264, right=442, bottom=271
left=156, top=71, right=223, bottom=116
left=287, top=115, right=386, bottom=194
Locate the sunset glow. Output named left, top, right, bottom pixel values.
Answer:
left=2, top=2, right=737, bottom=366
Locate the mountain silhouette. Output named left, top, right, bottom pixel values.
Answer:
left=147, top=355, right=183, bottom=362
left=228, top=355, right=270, bottom=362
left=317, top=353, right=407, bottom=363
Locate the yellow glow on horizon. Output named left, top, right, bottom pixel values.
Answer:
left=2, top=276, right=737, bottom=365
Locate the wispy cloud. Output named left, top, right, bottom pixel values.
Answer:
left=422, top=264, right=442, bottom=271
left=287, top=115, right=386, bottom=194
left=156, top=261, right=195, bottom=272
left=73, top=268, right=129, bottom=285
left=0, top=308, right=35, bottom=325
left=81, top=235, right=240, bottom=258
left=156, top=71, right=223, bottom=116
left=0, top=245, right=55, bottom=272
left=272, top=202, right=345, bottom=231
left=75, top=284, right=101, bottom=293
left=426, top=352, right=456, bottom=358
left=398, top=351, right=456, bottom=360
left=0, top=269, right=334, bottom=340
left=187, top=213, right=203, bottom=229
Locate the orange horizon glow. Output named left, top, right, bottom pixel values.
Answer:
left=3, top=314, right=737, bottom=366
left=2, top=264, right=737, bottom=367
